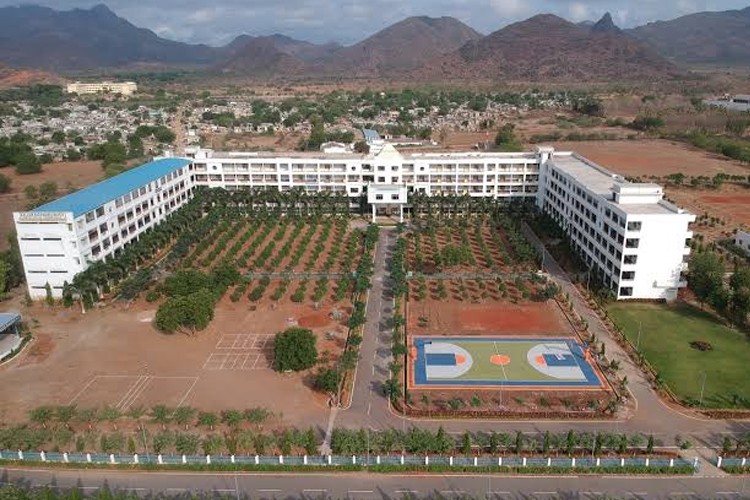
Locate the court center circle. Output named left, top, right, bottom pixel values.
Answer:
left=490, top=354, right=511, bottom=366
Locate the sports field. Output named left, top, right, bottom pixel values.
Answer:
left=411, top=336, right=605, bottom=389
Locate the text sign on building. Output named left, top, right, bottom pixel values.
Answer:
left=16, top=212, right=69, bottom=223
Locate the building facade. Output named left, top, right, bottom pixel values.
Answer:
left=14, top=146, right=693, bottom=300
left=65, top=81, right=138, bottom=96
left=536, top=148, right=694, bottom=300
left=14, top=158, right=192, bottom=298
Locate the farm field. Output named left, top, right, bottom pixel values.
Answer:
left=607, top=301, right=750, bottom=409
left=402, top=217, right=569, bottom=336
left=177, top=215, right=367, bottom=305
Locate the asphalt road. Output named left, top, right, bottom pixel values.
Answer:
left=3, top=467, right=749, bottom=498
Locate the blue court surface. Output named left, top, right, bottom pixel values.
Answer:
left=410, top=336, right=606, bottom=389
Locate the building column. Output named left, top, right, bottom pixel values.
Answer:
left=372, top=204, right=376, bottom=224
left=399, top=205, right=404, bottom=223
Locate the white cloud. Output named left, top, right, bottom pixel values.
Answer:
left=567, top=1, right=590, bottom=21
left=489, top=0, right=528, bottom=16
left=1, top=0, right=749, bottom=44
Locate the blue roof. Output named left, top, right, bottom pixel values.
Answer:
left=33, top=158, right=192, bottom=217
left=362, top=128, right=381, bottom=143
left=0, top=312, right=21, bottom=332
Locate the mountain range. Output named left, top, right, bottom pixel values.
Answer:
left=0, top=4, right=747, bottom=81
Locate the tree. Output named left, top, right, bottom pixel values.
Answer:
left=461, top=431, right=473, bottom=455
left=51, top=131, right=66, bottom=144
left=495, top=123, right=521, bottom=151
left=688, top=251, right=724, bottom=307
left=14, top=151, right=42, bottom=174
left=273, top=327, right=318, bottom=372
left=0, top=173, right=10, bottom=193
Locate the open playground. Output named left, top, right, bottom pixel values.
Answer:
left=410, top=336, right=605, bottom=390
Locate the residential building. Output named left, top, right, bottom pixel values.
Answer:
left=703, top=95, right=750, bottom=112
left=734, top=230, right=750, bottom=255
left=65, top=81, right=138, bottom=96
left=14, top=146, right=693, bottom=301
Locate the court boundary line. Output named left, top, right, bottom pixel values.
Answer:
left=410, top=335, right=607, bottom=390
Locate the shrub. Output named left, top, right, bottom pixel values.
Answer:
left=314, top=367, right=340, bottom=393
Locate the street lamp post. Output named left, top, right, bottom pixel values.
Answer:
left=699, top=371, right=708, bottom=408
left=636, top=321, right=642, bottom=351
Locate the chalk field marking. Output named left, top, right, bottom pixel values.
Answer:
left=69, top=374, right=200, bottom=410
left=216, top=334, right=274, bottom=351
left=118, top=376, right=154, bottom=411
left=202, top=352, right=271, bottom=371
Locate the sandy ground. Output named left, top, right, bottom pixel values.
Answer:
left=0, top=294, right=347, bottom=428
left=550, top=139, right=750, bottom=178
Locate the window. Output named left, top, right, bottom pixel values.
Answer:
left=619, top=287, right=633, bottom=297
left=627, top=221, right=642, bottom=231
left=625, top=238, right=639, bottom=249
left=375, top=194, right=384, bottom=200
left=85, top=212, right=95, bottom=223
left=391, top=166, right=398, bottom=171
left=622, top=271, right=636, bottom=281
left=624, top=255, right=638, bottom=265
left=391, top=177, right=398, bottom=183
left=391, top=194, right=399, bottom=200
left=349, top=187, right=358, bottom=194
left=377, top=177, right=385, bottom=183
left=377, top=166, right=385, bottom=171
left=95, top=207, right=105, bottom=218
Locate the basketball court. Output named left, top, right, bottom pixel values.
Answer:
left=411, top=336, right=606, bottom=390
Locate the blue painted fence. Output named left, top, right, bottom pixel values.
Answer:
left=0, top=450, right=695, bottom=470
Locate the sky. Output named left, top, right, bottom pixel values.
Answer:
left=1, top=0, right=748, bottom=46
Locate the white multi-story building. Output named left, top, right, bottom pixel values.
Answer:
left=14, top=146, right=693, bottom=300
left=14, top=158, right=192, bottom=298
left=536, top=147, right=694, bottom=300
left=65, top=81, right=138, bottom=96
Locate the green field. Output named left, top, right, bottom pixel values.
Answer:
left=607, top=302, right=750, bottom=408
left=452, top=341, right=550, bottom=381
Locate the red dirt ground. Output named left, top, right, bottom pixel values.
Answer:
left=407, top=299, right=571, bottom=336
left=298, top=311, right=331, bottom=328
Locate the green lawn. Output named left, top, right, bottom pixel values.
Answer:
left=607, top=302, right=750, bottom=408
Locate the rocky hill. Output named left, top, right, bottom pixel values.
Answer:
left=313, top=16, right=482, bottom=76
left=216, top=37, right=306, bottom=76
left=628, top=7, right=750, bottom=65
left=0, top=4, right=218, bottom=71
left=414, top=14, right=681, bottom=82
